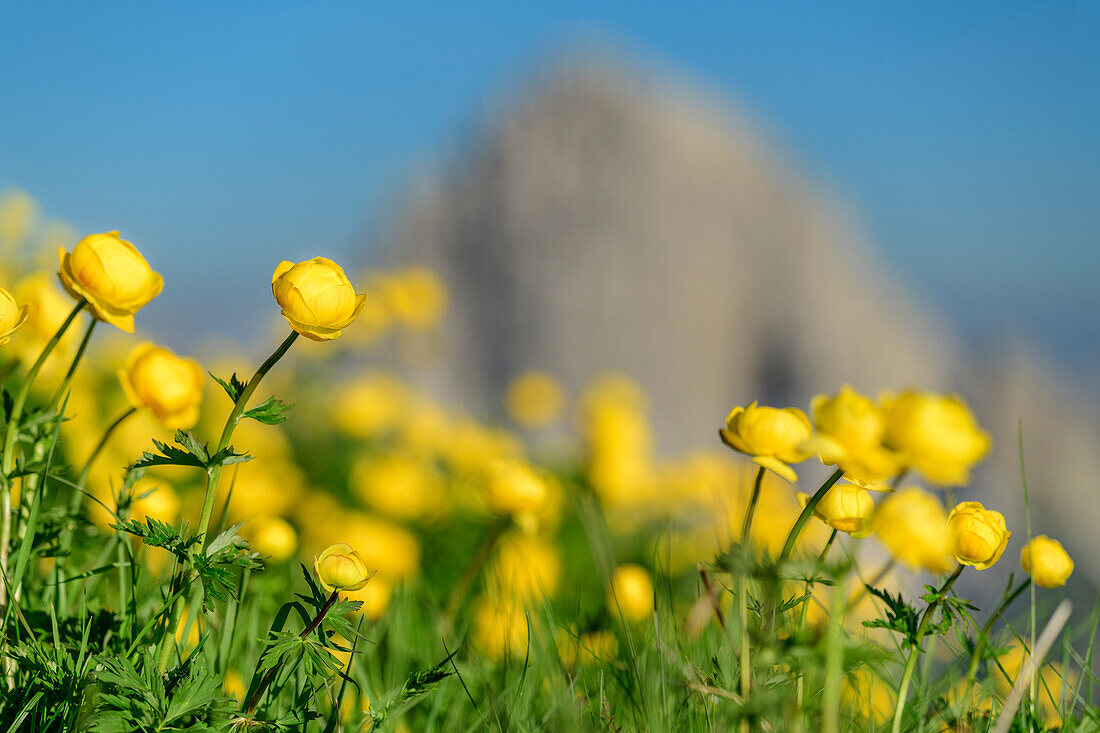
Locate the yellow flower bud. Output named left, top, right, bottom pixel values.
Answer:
left=721, top=402, right=811, bottom=482
left=484, top=458, right=548, bottom=517
left=797, top=482, right=874, bottom=537
left=1020, top=535, right=1074, bottom=588
left=947, top=501, right=1010, bottom=570
left=118, top=342, right=205, bottom=429
left=881, top=390, right=990, bottom=486
left=872, top=487, right=956, bottom=574
left=247, top=514, right=299, bottom=563
left=505, top=371, right=565, bottom=428
left=0, top=285, right=29, bottom=346
left=58, top=231, right=163, bottom=333
left=271, top=257, right=367, bottom=341
left=314, top=543, right=374, bottom=591
left=607, top=563, right=654, bottom=623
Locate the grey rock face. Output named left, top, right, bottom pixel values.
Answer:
left=386, top=62, right=1100, bottom=588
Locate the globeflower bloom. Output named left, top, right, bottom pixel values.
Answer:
left=797, top=482, right=874, bottom=537
left=314, top=543, right=374, bottom=592
left=607, top=563, right=654, bottom=623
left=947, top=501, right=1009, bottom=570
left=721, top=402, right=812, bottom=482
left=0, top=285, right=29, bottom=346
left=881, top=390, right=991, bottom=486
left=484, top=458, right=548, bottom=518
left=271, top=257, right=366, bottom=341
left=803, top=385, right=899, bottom=489
left=58, top=231, right=163, bottom=333
left=119, top=343, right=205, bottom=429
left=872, top=487, right=955, bottom=574
left=1021, top=535, right=1074, bottom=588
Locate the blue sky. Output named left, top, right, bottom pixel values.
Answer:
left=2, top=2, right=1098, bottom=370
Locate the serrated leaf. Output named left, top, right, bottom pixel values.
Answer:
left=241, top=396, right=292, bottom=425
left=210, top=372, right=247, bottom=403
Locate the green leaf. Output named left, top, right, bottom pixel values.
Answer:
left=241, top=396, right=293, bottom=425
left=128, top=430, right=251, bottom=471
left=210, top=372, right=247, bottom=403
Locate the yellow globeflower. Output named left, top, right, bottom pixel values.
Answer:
left=1021, top=535, right=1074, bottom=588
left=484, top=458, right=548, bottom=517
left=505, top=371, right=565, bottom=428
left=314, top=543, right=374, bottom=592
left=119, top=342, right=205, bottom=429
left=472, top=596, right=529, bottom=661
left=881, top=390, right=991, bottom=486
left=351, top=452, right=447, bottom=522
left=0, top=285, right=29, bottom=346
left=246, top=514, right=299, bottom=563
left=58, top=231, right=163, bottom=333
left=129, top=477, right=181, bottom=524
left=485, top=532, right=561, bottom=603
left=872, top=487, right=955, bottom=574
left=996, top=642, right=1076, bottom=726
left=375, top=268, right=447, bottom=330
left=0, top=189, right=37, bottom=245
left=803, top=385, right=899, bottom=489
left=607, top=564, right=654, bottom=623
left=271, top=257, right=366, bottom=341
left=721, top=402, right=812, bottom=482
left=797, top=482, right=874, bottom=537
left=947, top=501, right=1009, bottom=570
left=341, top=513, right=421, bottom=581
left=13, top=272, right=70, bottom=353
left=343, top=577, right=393, bottom=620
left=842, top=667, right=895, bottom=725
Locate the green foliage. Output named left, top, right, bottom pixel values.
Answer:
left=242, top=397, right=293, bottom=426
left=129, top=430, right=251, bottom=472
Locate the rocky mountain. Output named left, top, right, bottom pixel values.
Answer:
left=384, top=61, right=1100, bottom=588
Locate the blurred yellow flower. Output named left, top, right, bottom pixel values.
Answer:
left=0, top=189, right=38, bottom=245
left=797, top=482, right=874, bottom=537
left=331, top=373, right=409, bottom=439
left=343, top=576, right=393, bottom=620
left=315, top=543, right=374, bottom=592
left=374, top=267, right=447, bottom=331
left=58, top=231, right=163, bottom=333
left=118, top=342, right=205, bottom=429
left=222, top=670, right=246, bottom=701
left=351, top=452, right=447, bottom=522
left=842, top=667, right=895, bottom=725
left=872, top=487, right=955, bottom=574
left=947, top=501, right=1009, bottom=570
left=13, top=272, right=72, bottom=357
left=1020, top=535, right=1074, bottom=588
left=607, top=564, right=654, bottom=623
left=0, top=284, right=29, bottom=346
left=486, top=532, right=561, bottom=603
left=721, top=402, right=811, bottom=482
left=484, top=458, right=548, bottom=519
left=996, top=642, right=1076, bottom=726
left=472, top=596, right=529, bottom=661
left=556, top=629, right=617, bottom=669
left=271, top=257, right=366, bottom=341
left=246, top=514, right=298, bottom=563
left=339, top=513, right=420, bottom=582
left=505, top=371, right=565, bottom=428
left=881, top=390, right=990, bottom=486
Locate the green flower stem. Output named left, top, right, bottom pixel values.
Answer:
left=157, top=330, right=299, bottom=672
left=741, top=466, right=766, bottom=543
left=244, top=590, right=339, bottom=715
left=737, top=466, right=766, bottom=713
left=0, top=297, right=86, bottom=609
left=963, top=578, right=1030, bottom=694
left=46, top=318, right=97, bottom=413
left=890, top=564, right=965, bottom=733
left=778, top=468, right=843, bottom=563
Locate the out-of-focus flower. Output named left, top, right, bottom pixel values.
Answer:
left=947, top=501, right=1009, bottom=570
left=351, top=452, right=447, bottom=522
left=374, top=268, right=447, bottom=331
left=802, top=385, right=899, bottom=489
left=582, top=375, right=656, bottom=509
left=556, top=629, right=618, bottom=669
left=271, top=257, right=366, bottom=341
left=0, top=189, right=38, bottom=245
left=1021, top=535, right=1074, bottom=588
left=607, top=564, right=654, bottom=623
left=472, top=596, right=529, bottom=661
left=13, top=272, right=72, bottom=358
left=58, top=231, right=163, bottom=333
left=331, top=373, right=409, bottom=439
left=842, top=667, right=895, bottom=725
left=881, top=390, right=991, bottom=486
left=339, top=513, right=420, bottom=582
left=485, top=532, right=560, bottom=603
left=223, top=670, right=246, bottom=701
left=246, top=514, right=298, bottom=563
left=872, top=487, right=955, bottom=574
left=315, top=543, right=374, bottom=592
left=0, top=285, right=29, bottom=346
left=996, top=642, right=1076, bottom=726
left=225, top=459, right=305, bottom=521
left=119, top=343, right=204, bottom=429
left=484, top=458, right=548, bottom=523
left=721, top=402, right=811, bottom=482
left=343, top=576, right=393, bottom=620
left=505, top=371, right=565, bottom=428
left=797, top=482, right=874, bottom=537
